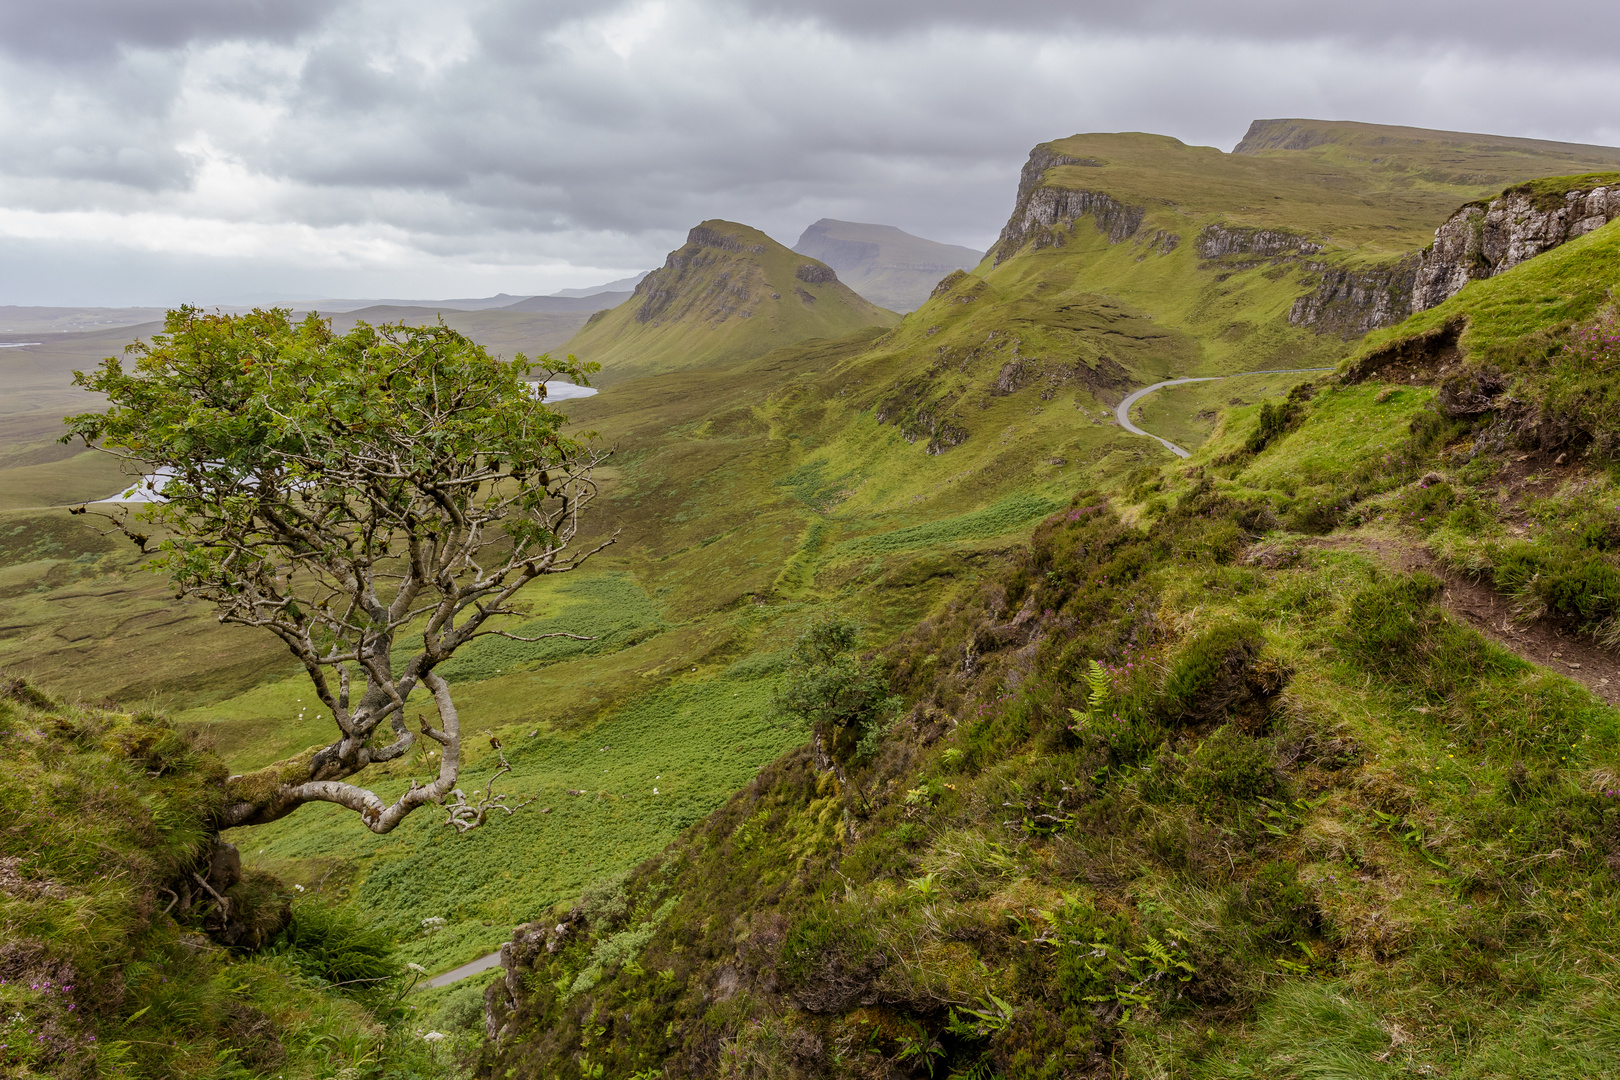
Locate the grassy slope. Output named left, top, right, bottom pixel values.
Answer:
left=6, top=125, right=1620, bottom=1062
left=480, top=214, right=1620, bottom=1080
left=560, top=220, right=900, bottom=384
left=0, top=679, right=447, bottom=1080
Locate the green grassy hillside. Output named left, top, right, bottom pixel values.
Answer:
left=0, top=677, right=453, bottom=1079
left=478, top=218, right=1620, bottom=1080
left=560, top=220, right=900, bottom=383
left=5, top=122, right=1620, bottom=1079
left=792, top=219, right=983, bottom=313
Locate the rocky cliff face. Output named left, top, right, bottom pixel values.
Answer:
left=1411, top=180, right=1620, bottom=310
left=1288, top=257, right=1421, bottom=337
left=1195, top=225, right=1323, bottom=259
left=633, top=224, right=784, bottom=325
left=992, top=146, right=1144, bottom=265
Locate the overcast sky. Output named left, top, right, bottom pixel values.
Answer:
left=2, top=0, right=1617, bottom=306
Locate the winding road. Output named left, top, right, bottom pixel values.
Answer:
left=1113, top=368, right=1336, bottom=458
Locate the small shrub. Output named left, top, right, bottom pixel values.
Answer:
left=771, top=619, right=901, bottom=765
left=1184, top=725, right=1279, bottom=814
left=1246, top=399, right=1299, bottom=453
left=1158, top=619, right=1275, bottom=724
left=267, top=902, right=400, bottom=1000
left=578, top=871, right=631, bottom=929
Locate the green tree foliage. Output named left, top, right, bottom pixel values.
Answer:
left=771, top=619, right=900, bottom=766
left=64, top=307, right=609, bottom=834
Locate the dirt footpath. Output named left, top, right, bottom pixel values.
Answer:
left=1284, top=535, right=1620, bottom=707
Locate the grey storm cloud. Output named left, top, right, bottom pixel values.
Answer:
left=733, top=0, right=1620, bottom=58
left=0, top=0, right=343, bottom=61
left=0, top=0, right=1617, bottom=305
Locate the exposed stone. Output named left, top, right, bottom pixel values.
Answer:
left=992, top=145, right=1144, bottom=266
left=1411, top=182, right=1620, bottom=311
left=1139, top=229, right=1180, bottom=256
left=633, top=224, right=772, bottom=324
left=208, top=841, right=242, bottom=892
left=794, top=262, right=837, bottom=285
left=928, top=270, right=987, bottom=305
left=684, top=225, right=767, bottom=255
left=992, top=360, right=1030, bottom=396
left=1437, top=365, right=1510, bottom=417
left=1340, top=318, right=1464, bottom=383
left=1288, top=255, right=1421, bottom=337
left=930, top=269, right=967, bottom=300
left=1196, top=225, right=1324, bottom=259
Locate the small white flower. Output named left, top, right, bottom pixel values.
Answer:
left=293, top=883, right=305, bottom=892
left=652, top=788, right=658, bottom=795
left=422, top=1031, right=447, bottom=1043
left=406, top=963, right=427, bottom=973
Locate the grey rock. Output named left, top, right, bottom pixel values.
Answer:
left=1196, top=225, right=1323, bottom=259
left=1412, top=184, right=1620, bottom=311
left=992, top=145, right=1144, bottom=266
left=794, top=262, right=837, bottom=285
left=207, top=841, right=242, bottom=892
left=1288, top=256, right=1421, bottom=337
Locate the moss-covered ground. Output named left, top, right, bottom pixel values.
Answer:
left=0, top=678, right=457, bottom=1079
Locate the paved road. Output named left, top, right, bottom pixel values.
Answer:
left=425, top=950, right=504, bottom=988
left=1113, top=368, right=1336, bottom=458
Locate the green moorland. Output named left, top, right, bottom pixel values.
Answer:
left=479, top=217, right=1620, bottom=1079
left=2, top=120, right=1620, bottom=1076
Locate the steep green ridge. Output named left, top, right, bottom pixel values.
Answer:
left=1031, top=122, right=1620, bottom=256
left=792, top=219, right=983, bottom=313
left=479, top=220, right=1620, bottom=1080
left=560, top=220, right=900, bottom=383
left=1236, top=117, right=1620, bottom=178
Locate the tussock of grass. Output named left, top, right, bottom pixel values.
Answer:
left=0, top=678, right=447, bottom=1079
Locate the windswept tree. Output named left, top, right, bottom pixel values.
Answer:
left=66, top=307, right=611, bottom=834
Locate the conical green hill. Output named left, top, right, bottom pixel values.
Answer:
left=558, top=219, right=899, bottom=383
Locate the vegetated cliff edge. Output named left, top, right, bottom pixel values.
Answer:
left=559, top=220, right=899, bottom=383
left=1409, top=175, right=1620, bottom=309
left=1288, top=174, right=1620, bottom=336
left=0, top=678, right=437, bottom=1078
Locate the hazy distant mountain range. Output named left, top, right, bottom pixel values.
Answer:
left=791, top=218, right=983, bottom=312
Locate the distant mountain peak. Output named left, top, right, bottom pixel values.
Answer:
left=792, top=219, right=982, bottom=312
left=560, top=218, right=897, bottom=380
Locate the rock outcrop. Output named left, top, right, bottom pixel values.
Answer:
left=1411, top=180, right=1620, bottom=311
left=992, top=146, right=1143, bottom=265
left=1288, top=256, right=1421, bottom=337
left=1196, top=225, right=1324, bottom=260
left=634, top=225, right=771, bottom=325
